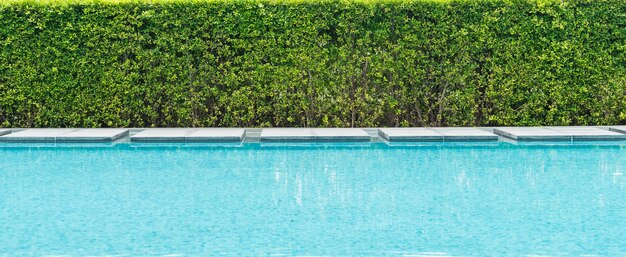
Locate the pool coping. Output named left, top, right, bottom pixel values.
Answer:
left=378, top=127, right=499, bottom=142
left=259, top=128, right=371, bottom=142
left=0, top=128, right=129, bottom=143
left=130, top=128, right=245, bottom=143
left=0, top=126, right=625, bottom=143
left=494, top=126, right=626, bottom=141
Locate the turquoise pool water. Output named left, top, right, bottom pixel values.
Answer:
left=1, top=142, right=625, bottom=256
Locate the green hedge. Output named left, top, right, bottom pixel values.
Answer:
left=1, top=0, right=625, bottom=128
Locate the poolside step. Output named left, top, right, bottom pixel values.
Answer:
left=260, top=128, right=370, bottom=142
left=0, top=128, right=129, bottom=142
left=494, top=127, right=626, bottom=141
left=378, top=128, right=498, bottom=142
left=130, top=128, right=245, bottom=142
left=0, top=129, right=10, bottom=136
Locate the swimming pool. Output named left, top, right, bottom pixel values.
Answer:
left=1, top=142, right=625, bottom=256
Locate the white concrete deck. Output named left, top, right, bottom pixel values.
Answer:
left=0, top=128, right=128, bottom=142
left=494, top=127, right=626, bottom=141
left=378, top=128, right=498, bottom=142
left=130, top=128, right=245, bottom=142
left=260, top=128, right=370, bottom=141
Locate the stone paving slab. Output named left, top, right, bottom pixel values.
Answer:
left=432, top=128, right=498, bottom=141
left=186, top=129, right=245, bottom=142
left=56, top=129, right=129, bottom=142
left=260, top=142, right=371, bottom=147
left=130, top=128, right=245, bottom=142
left=0, top=129, right=76, bottom=142
left=494, top=127, right=570, bottom=141
left=130, top=142, right=243, bottom=148
left=0, top=128, right=128, bottom=142
left=494, top=127, right=626, bottom=141
left=260, top=128, right=370, bottom=142
left=551, top=127, right=626, bottom=140
left=313, top=128, right=370, bottom=141
left=378, top=128, right=498, bottom=142
left=0, top=129, right=10, bottom=136
left=385, top=141, right=500, bottom=147
left=378, top=128, right=441, bottom=141
left=260, top=128, right=315, bottom=141
left=130, top=128, right=188, bottom=142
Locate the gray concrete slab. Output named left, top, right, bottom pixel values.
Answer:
left=260, top=142, right=371, bottom=147
left=0, top=129, right=75, bottom=142
left=313, top=128, right=370, bottom=141
left=56, top=129, right=129, bottom=142
left=494, top=127, right=626, bottom=141
left=0, top=128, right=128, bottom=142
left=385, top=141, right=500, bottom=147
left=548, top=126, right=626, bottom=140
left=130, top=128, right=188, bottom=142
left=187, top=128, right=246, bottom=142
left=494, top=127, right=571, bottom=141
left=130, top=128, right=244, bottom=142
left=260, top=128, right=370, bottom=142
left=378, top=128, right=442, bottom=141
left=379, top=128, right=497, bottom=142
left=260, top=128, right=314, bottom=141
left=0, top=129, right=11, bottom=136
left=432, top=128, right=498, bottom=141
left=130, top=142, right=243, bottom=148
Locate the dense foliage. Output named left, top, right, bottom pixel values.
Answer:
left=1, top=0, right=625, bottom=128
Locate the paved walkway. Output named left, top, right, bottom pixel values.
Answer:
left=0, top=126, right=625, bottom=143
